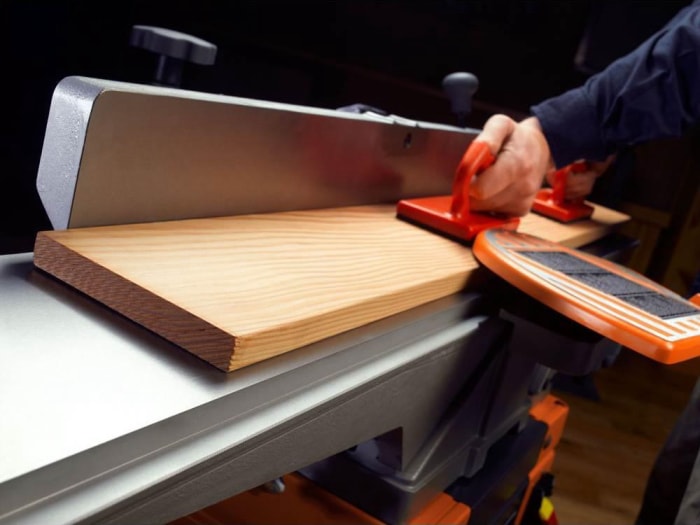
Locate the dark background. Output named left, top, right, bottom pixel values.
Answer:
left=0, top=0, right=691, bottom=255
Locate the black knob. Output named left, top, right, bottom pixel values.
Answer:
left=442, top=72, right=479, bottom=127
left=130, top=25, right=217, bottom=88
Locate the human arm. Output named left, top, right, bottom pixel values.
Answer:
left=470, top=2, right=700, bottom=216
left=533, top=2, right=700, bottom=168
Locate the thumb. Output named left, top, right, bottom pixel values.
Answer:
left=474, top=114, right=517, bottom=156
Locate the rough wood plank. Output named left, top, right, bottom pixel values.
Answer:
left=33, top=204, right=629, bottom=371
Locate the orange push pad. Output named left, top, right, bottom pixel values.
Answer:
left=473, top=229, right=700, bottom=364
left=397, top=140, right=520, bottom=243
left=532, top=160, right=594, bottom=222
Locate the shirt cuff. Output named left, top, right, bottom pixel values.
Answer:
left=531, top=87, right=607, bottom=168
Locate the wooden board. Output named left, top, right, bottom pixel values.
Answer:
left=33, top=204, right=629, bottom=372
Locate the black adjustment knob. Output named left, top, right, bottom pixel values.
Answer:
left=442, top=72, right=479, bottom=127
left=130, top=25, right=217, bottom=88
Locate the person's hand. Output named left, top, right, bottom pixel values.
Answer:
left=469, top=114, right=553, bottom=217
left=546, top=155, right=616, bottom=201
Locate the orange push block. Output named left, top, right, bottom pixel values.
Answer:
left=397, top=141, right=519, bottom=243
left=532, top=160, right=594, bottom=222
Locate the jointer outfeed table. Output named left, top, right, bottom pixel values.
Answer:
left=1, top=77, right=643, bottom=525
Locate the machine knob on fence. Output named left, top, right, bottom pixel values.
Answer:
left=130, top=25, right=217, bottom=88
left=442, top=72, right=479, bottom=128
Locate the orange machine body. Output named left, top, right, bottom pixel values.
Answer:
left=397, top=141, right=519, bottom=243
left=514, top=395, right=569, bottom=525
left=532, top=161, right=595, bottom=223
left=473, top=229, right=700, bottom=364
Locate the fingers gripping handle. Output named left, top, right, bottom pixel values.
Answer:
left=450, top=141, right=495, bottom=217
left=552, top=160, right=589, bottom=205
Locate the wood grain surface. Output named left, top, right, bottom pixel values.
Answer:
left=33, top=204, right=629, bottom=371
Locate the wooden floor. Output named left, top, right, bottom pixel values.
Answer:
left=550, top=349, right=700, bottom=524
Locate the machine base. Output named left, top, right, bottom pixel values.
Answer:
left=169, top=395, right=568, bottom=525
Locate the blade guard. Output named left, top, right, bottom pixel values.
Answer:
left=473, top=228, right=700, bottom=364
left=532, top=160, right=595, bottom=222
left=396, top=141, right=519, bottom=242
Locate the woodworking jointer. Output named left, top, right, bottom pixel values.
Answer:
left=1, top=76, right=637, bottom=525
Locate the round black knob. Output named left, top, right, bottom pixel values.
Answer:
left=442, top=72, right=479, bottom=127
left=130, top=25, right=217, bottom=88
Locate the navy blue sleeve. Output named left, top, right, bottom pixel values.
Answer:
left=531, top=2, right=700, bottom=168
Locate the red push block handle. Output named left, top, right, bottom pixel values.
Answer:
left=450, top=141, right=495, bottom=218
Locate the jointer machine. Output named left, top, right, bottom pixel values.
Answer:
left=2, top=68, right=700, bottom=525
